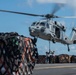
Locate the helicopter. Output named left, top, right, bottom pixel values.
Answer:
left=0, top=5, right=76, bottom=52
left=29, top=19, right=76, bottom=51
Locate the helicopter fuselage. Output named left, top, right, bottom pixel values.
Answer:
left=29, top=20, right=71, bottom=44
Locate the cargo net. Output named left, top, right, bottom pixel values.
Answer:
left=0, top=32, right=38, bottom=75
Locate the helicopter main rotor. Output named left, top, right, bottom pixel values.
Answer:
left=0, top=9, right=59, bottom=19
left=0, top=4, right=76, bottom=19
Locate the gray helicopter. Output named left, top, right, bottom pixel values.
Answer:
left=0, top=5, right=76, bottom=51
left=29, top=19, right=76, bottom=51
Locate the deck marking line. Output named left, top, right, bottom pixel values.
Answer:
left=35, top=66, right=76, bottom=70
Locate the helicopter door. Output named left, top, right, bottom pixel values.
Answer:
left=55, top=27, right=60, bottom=38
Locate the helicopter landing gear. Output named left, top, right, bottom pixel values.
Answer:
left=52, top=39, right=55, bottom=43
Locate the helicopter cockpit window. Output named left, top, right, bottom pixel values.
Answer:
left=36, top=22, right=39, bottom=25
left=40, top=22, right=45, bottom=26
left=31, top=22, right=36, bottom=26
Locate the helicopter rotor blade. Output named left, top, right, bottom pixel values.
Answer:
left=0, top=9, right=59, bottom=18
left=44, top=15, right=76, bottom=19
left=0, top=9, right=76, bottom=19
left=51, top=3, right=65, bottom=15
left=0, top=9, right=45, bottom=17
left=60, top=16, right=76, bottom=18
